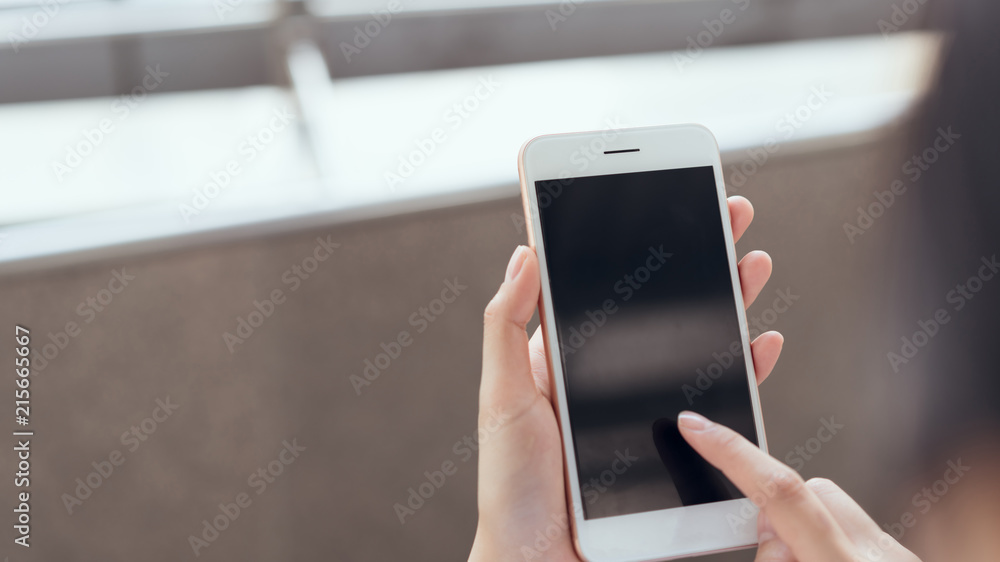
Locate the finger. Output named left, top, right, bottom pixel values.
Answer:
left=755, top=513, right=796, bottom=562
left=728, top=196, right=754, bottom=243
left=528, top=326, right=553, bottom=401
left=739, top=250, right=773, bottom=309
left=750, top=331, right=784, bottom=385
left=804, top=478, right=884, bottom=542
left=481, top=246, right=542, bottom=423
left=677, top=412, right=855, bottom=562
left=754, top=535, right=796, bottom=562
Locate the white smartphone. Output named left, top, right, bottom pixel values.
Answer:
left=517, top=124, right=768, bottom=561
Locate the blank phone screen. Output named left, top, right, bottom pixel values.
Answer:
left=535, top=166, right=759, bottom=519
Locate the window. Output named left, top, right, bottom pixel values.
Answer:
left=0, top=0, right=934, bottom=269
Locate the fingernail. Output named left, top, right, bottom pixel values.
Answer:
left=505, top=246, right=527, bottom=283
left=677, top=411, right=711, bottom=432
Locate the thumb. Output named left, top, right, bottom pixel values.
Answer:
left=480, top=246, right=541, bottom=421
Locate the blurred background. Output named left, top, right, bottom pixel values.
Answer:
left=1, top=0, right=993, bottom=560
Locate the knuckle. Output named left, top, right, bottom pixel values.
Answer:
left=769, top=468, right=807, bottom=502
left=483, top=296, right=504, bottom=328
left=877, top=531, right=896, bottom=545
left=805, top=477, right=840, bottom=495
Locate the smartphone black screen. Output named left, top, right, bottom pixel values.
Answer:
left=535, top=166, right=759, bottom=519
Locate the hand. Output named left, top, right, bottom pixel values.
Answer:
left=469, top=196, right=783, bottom=562
left=678, top=411, right=922, bottom=561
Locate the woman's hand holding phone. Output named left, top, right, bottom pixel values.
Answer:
left=468, top=196, right=921, bottom=562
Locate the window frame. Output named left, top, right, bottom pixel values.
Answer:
left=0, top=0, right=930, bottom=104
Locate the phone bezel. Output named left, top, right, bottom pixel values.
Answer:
left=517, top=123, right=769, bottom=562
